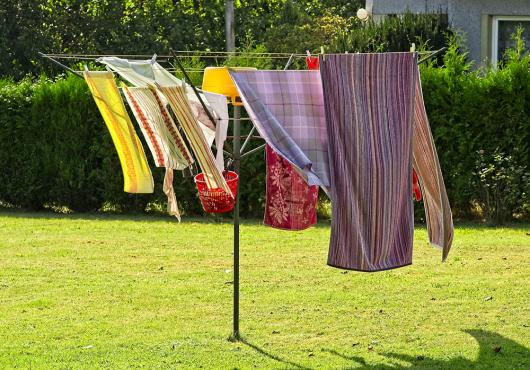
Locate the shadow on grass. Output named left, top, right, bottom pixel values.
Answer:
left=242, top=330, right=529, bottom=369
left=240, top=338, right=312, bottom=370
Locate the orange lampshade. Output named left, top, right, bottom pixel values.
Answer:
left=202, top=66, right=256, bottom=106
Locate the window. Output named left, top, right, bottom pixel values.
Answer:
left=491, top=16, right=530, bottom=64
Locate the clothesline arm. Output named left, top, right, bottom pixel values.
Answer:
left=170, top=49, right=219, bottom=131
left=38, top=52, right=84, bottom=78
left=241, top=143, right=265, bottom=159
left=417, top=47, right=446, bottom=65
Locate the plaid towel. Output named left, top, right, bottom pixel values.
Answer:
left=84, top=71, right=153, bottom=194
left=230, top=70, right=329, bottom=189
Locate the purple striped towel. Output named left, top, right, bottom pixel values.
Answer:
left=321, top=52, right=416, bottom=271
left=320, top=52, right=453, bottom=271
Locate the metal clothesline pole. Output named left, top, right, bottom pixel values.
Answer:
left=231, top=104, right=241, bottom=341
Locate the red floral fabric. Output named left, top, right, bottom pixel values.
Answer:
left=264, top=145, right=319, bottom=230
left=412, top=168, right=422, bottom=201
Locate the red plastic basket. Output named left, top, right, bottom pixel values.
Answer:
left=194, top=171, right=238, bottom=213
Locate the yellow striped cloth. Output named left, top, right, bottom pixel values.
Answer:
left=84, top=71, right=153, bottom=193
left=158, top=85, right=231, bottom=196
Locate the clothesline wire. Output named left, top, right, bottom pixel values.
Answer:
left=42, top=54, right=305, bottom=60
left=41, top=50, right=439, bottom=60
left=73, top=69, right=211, bottom=73
left=43, top=51, right=304, bottom=57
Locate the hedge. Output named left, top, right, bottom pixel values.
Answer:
left=0, top=75, right=265, bottom=216
left=0, top=40, right=529, bottom=222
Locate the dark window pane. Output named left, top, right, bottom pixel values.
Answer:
left=497, top=20, right=530, bottom=60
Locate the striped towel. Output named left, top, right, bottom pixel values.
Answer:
left=320, top=52, right=453, bottom=271
left=264, top=145, right=319, bottom=230
left=230, top=70, right=329, bottom=189
left=320, top=53, right=417, bottom=271
left=98, top=56, right=225, bottom=149
left=412, top=77, right=453, bottom=260
left=84, top=71, right=154, bottom=194
left=158, top=85, right=232, bottom=196
left=122, top=85, right=194, bottom=219
left=122, top=85, right=193, bottom=170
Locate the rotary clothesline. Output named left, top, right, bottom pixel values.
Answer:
left=40, top=46, right=446, bottom=165
left=39, top=47, right=447, bottom=341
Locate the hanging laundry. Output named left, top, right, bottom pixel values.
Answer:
left=84, top=71, right=153, bottom=193
left=230, top=70, right=329, bottom=190
left=305, top=51, right=320, bottom=70
left=261, top=56, right=321, bottom=230
left=97, top=56, right=227, bottom=151
left=158, top=85, right=232, bottom=196
left=412, top=168, right=422, bottom=201
left=320, top=52, right=453, bottom=271
left=412, top=79, right=453, bottom=260
left=122, top=85, right=194, bottom=219
left=264, top=145, right=318, bottom=230
left=203, top=91, right=229, bottom=171
left=308, top=50, right=424, bottom=207
left=122, top=85, right=193, bottom=170
left=320, top=53, right=416, bottom=271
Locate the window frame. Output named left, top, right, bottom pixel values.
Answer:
left=491, top=15, right=530, bottom=64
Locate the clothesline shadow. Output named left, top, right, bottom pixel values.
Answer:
left=240, top=330, right=529, bottom=370
left=324, top=329, right=529, bottom=370
left=239, top=338, right=314, bottom=370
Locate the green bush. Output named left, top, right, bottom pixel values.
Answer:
left=473, top=149, right=529, bottom=224
left=420, top=31, right=530, bottom=222
left=0, top=73, right=263, bottom=216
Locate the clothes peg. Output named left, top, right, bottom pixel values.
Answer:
left=320, top=46, right=325, bottom=61
left=410, top=43, right=416, bottom=53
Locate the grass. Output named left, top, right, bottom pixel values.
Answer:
left=0, top=211, right=528, bottom=369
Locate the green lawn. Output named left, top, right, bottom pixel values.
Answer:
left=0, top=211, right=528, bottom=369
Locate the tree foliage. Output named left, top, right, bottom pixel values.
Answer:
left=1, top=0, right=366, bottom=78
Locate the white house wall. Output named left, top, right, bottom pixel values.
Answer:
left=368, top=0, right=530, bottom=64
